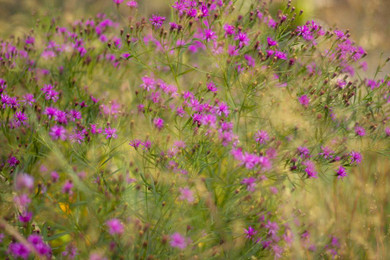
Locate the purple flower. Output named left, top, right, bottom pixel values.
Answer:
left=15, top=174, right=34, bottom=191
left=51, top=171, right=59, bottom=182
left=178, top=187, right=194, bottom=203
left=21, top=94, right=35, bottom=106
left=14, top=194, right=31, bottom=208
left=275, top=51, right=287, bottom=60
left=106, top=218, right=124, bottom=235
left=28, top=234, right=52, bottom=256
left=223, top=24, right=235, bottom=37
left=62, top=244, right=78, bottom=258
left=19, top=211, right=33, bottom=223
left=8, top=242, right=30, bottom=259
left=150, top=15, right=166, bottom=28
left=270, top=186, right=278, bottom=194
left=244, top=226, right=257, bottom=238
left=44, top=107, right=58, bottom=119
left=235, top=32, right=250, bottom=47
left=14, top=111, right=28, bottom=125
left=153, top=117, right=164, bottom=130
left=170, top=232, right=189, bottom=249
left=297, top=146, right=310, bottom=158
left=7, top=156, right=20, bottom=167
left=68, top=110, right=82, bottom=121
left=334, top=30, right=345, bottom=39
left=298, top=95, right=310, bottom=107
left=268, top=18, right=277, bottom=28
left=265, top=221, right=279, bottom=235
left=244, top=55, right=255, bottom=67
left=227, top=45, right=239, bottom=56
left=254, top=130, right=269, bottom=145
left=386, top=127, right=390, bottom=137
left=207, top=81, right=217, bottom=92
left=242, top=153, right=259, bottom=169
left=303, top=160, right=317, bottom=178
left=104, top=127, right=117, bottom=139
left=140, top=76, right=155, bottom=91
left=272, top=244, right=283, bottom=259
left=350, top=151, right=362, bottom=164
left=129, top=139, right=142, bottom=149
left=267, top=37, right=277, bottom=46
left=241, top=177, right=256, bottom=192
left=203, top=29, right=217, bottom=42
left=319, top=146, right=334, bottom=160
left=69, top=130, right=86, bottom=144
left=217, top=102, right=229, bottom=117
left=354, top=126, right=366, bottom=136
left=126, top=1, right=137, bottom=7
left=62, top=180, right=73, bottom=194
left=41, top=84, right=59, bottom=102
left=366, top=79, right=380, bottom=90
left=336, top=166, right=347, bottom=178
left=90, top=124, right=102, bottom=134
left=50, top=125, right=67, bottom=140
left=113, top=0, right=124, bottom=4
left=25, top=36, right=35, bottom=45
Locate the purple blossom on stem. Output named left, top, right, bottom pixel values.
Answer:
left=126, top=1, right=137, bottom=7
left=41, top=84, right=59, bottom=102
left=207, top=81, right=217, bottom=92
left=153, top=117, right=164, bottom=130
left=21, top=94, right=35, bottom=106
left=19, top=211, right=33, bottom=223
left=150, top=15, right=166, bottom=29
left=336, top=166, right=347, bottom=178
left=50, top=125, right=67, bottom=140
left=7, top=156, right=20, bottom=167
left=244, top=226, right=257, bottom=239
left=15, top=174, right=34, bottom=191
left=62, top=180, right=73, bottom=194
left=298, top=95, right=310, bottom=107
left=244, top=54, right=255, bottom=67
left=223, top=24, right=235, bottom=37
left=227, top=45, right=239, bottom=56
left=69, top=130, right=86, bottom=144
left=104, top=127, right=117, bottom=139
left=8, top=242, right=30, bottom=259
left=319, top=146, right=334, bottom=160
left=14, top=194, right=31, bottom=208
left=385, top=127, right=390, bottom=136
left=354, top=126, right=366, bottom=136
left=254, top=130, right=269, bottom=145
left=28, top=234, right=52, bottom=256
left=51, top=171, right=59, bottom=182
left=178, top=187, right=194, bottom=203
left=170, top=232, right=189, bottom=249
left=303, top=160, right=317, bottom=178
left=267, top=37, right=277, bottom=46
left=265, top=221, right=279, bottom=235
left=203, top=29, right=217, bottom=42
left=350, top=151, right=362, bottom=164
left=297, top=146, right=310, bottom=159
left=106, top=218, right=124, bottom=235
left=241, top=177, right=256, bottom=192
left=234, top=32, right=250, bottom=47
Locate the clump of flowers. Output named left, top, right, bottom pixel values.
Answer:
left=0, top=0, right=388, bottom=259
